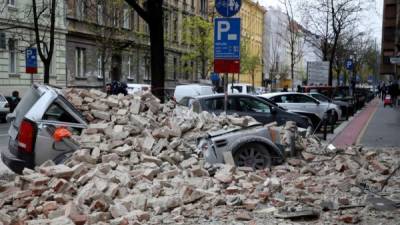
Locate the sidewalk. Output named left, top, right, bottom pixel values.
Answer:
left=332, top=98, right=379, bottom=148
left=359, top=100, right=400, bottom=148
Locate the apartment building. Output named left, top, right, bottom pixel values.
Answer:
left=66, top=0, right=209, bottom=88
left=380, top=0, right=400, bottom=79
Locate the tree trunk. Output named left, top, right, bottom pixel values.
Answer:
left=43, top=62, right=50, bottom=84
left=291, top=63, right=294, bottom=90
left=251, top=70, right=255, bottom=88
left=148, top=1, right=165, bottom=102
left=202, top=58, right=207, bottom=79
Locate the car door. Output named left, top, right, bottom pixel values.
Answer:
left=293, top=94, right=324, bottom=118
left=235, top=96, right=274, bottom=124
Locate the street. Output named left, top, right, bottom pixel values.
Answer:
left=0, top=122, right=12, bottom=177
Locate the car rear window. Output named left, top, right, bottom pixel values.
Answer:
left=13, top=87, right=41, bottom=127
left=43, top=103, right=79, bottom=123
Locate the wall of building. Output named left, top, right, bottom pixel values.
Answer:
left=66, top=0, right=208, bottom=89
left=238, top=0, right=265, bottom=87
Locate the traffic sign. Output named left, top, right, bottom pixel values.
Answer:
left=214, top=18, right=240, bottom=73
left=345, top=59, right=353, bottom=70
left=26, top=47, right=38, bottom=74
left=390, top=57, right=400, bottom=64
left=215, top=0, right=241, bottom=17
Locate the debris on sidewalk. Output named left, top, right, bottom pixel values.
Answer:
left=0, top=89, right=399, bottom=225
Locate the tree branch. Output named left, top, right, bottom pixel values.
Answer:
left=125, top=0, right=148, bottom=23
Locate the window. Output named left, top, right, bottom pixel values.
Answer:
left=200, top=0, right=206, bottom=14
left=238, top=98, right=271, bottom=113
left=311, top=94, right=329, bottom=102
left=97, top=5, right=103, bottom=25
left=173, top=57, right=177, bottom=80
left=76, top=0, right=85, bottom=20
left=75, top=47, right=85, bottom=77
left=8, top=39, right=17, bottom=74
left=113, top=9, right=118, bottom=27
left=123, top=9, right=130, bottom=29
left=293, top=94, right=316, bottom=103
left=97, top=55, right=102, bottom=78
left=7, top=0, right=15, bottom=7
left=385, top=4, right=396, bottom=19
left=49, top=47, right=57, bottom=76
left=203, top=97, right=235, bottom=111
left=127, top=55, right=134, bottom=79
left=43, top=103, right=78, bottom=123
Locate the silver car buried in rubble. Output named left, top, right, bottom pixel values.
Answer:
left=1, top=85, right=88, bottom=174
left=197, top=122, right=285, bottom=170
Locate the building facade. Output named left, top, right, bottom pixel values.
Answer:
left=380, top=0, right=400, bottom=80
left=66, top=0, right=209, bottom=89
left=238, top=0, right=265, bottom=87
left=263, top=6, right=321, bottom=88
left=0, top=0, right=67, bottom=95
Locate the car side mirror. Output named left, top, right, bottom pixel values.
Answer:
left=316, top=101, right=320, bottom=105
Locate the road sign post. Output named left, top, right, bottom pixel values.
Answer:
left=26, top=48, right=38, bottom=84
left=213, top=18, right=241, bottom=115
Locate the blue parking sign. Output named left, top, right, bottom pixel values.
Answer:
left=345, top=59, right=353, bottom=71
left=26, top=47, right=38, bottom=74
left=214, top=18, right=240, bottom=60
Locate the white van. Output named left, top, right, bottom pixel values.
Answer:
left=127, top=84, right=151, bottom=95
left=174, top=84, right=214, bottom=102
left=227, top=83, right=256, bottom=95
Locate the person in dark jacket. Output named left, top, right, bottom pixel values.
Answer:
left=9, top=91, right=21, bottom=113
left=389, top=80, right=399, bottom=107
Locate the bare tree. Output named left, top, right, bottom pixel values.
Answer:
left=0, top=0, right=58, bottom=84
left=302, top=0, right=363, bottom=86
left=31, top=0, right=57, bottom=84
left=125, top=0, right=165, bottom=101
left=281, top=0, right=304, bottom=89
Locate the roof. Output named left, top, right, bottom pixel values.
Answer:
left=260, top=92, right=302, bottom=98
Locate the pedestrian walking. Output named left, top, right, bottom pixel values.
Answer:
left=9, top=91, right=21, bottom=113
left=381, top=83, right=387, bottom=101
left=390, top=80, right=399, bottom=107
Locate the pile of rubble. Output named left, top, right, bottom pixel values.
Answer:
left=0, top=89, right=399, bottom=225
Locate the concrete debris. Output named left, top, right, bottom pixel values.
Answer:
left=0, top=88, right=399, bottom=224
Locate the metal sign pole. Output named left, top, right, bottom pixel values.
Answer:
left=31, top=73, right=33, bottom=85
left=224, top=73, right=228, bottom=115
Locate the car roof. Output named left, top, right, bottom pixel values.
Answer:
left=176, top=84, right=212, bottom=88
left=260, top=92, right=303, bottom=98
left=189, top=93, right=259, bottom=99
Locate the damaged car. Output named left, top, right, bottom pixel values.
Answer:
left=1, top=85, right=88, bottom=174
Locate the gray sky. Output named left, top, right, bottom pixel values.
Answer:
left=258, top=0, right=383, bottom=44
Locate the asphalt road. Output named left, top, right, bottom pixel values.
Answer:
left=0, top=122, right=13, bottom=176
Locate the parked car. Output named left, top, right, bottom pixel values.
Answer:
left=174, top=84, right=214, bottom=102
left=1, top=85, right=87, bottom=174
left=260, top=92, right=342, bottom=127
left=197, top=123, right=285, bottom=169
left=0, top=94, right=10, bottom=122
left=127, top=83, right=151, bottom=95
left=306, top=92, right=353, bottom=119
left=227, top=83, right=256, bottom=95
left=179, top=94, right=312, bottom=129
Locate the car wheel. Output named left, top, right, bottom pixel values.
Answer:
left=233, top=143, right=272, bottom=170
